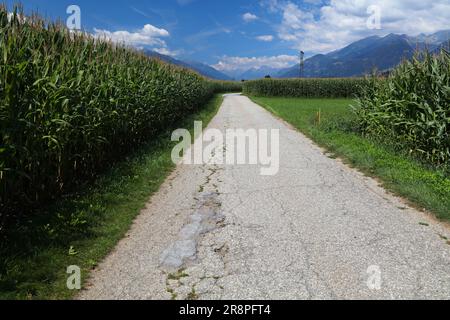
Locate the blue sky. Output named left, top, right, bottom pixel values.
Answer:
left=6, top=0, right=450, bottom=73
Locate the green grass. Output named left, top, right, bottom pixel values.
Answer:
left=0, top=94, right=224, bottom=300
left=249, top=96, right=450, bottom=221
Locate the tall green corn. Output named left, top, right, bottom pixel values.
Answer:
left=242, top=78, right=365, bottom=98
left=354, top=50, right=450, bottom=166
left=0, top=5, right=236, bottom=227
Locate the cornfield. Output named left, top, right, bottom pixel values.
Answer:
left=354, top=51, right=450, bottom=166
left=210, top=80, right=243, bottom=93
left=242, top=78, right=365, bottom=98
left=0, top=6, right=239, bottom=226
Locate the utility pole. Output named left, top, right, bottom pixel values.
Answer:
left=299, top=51, right=305, bottom=78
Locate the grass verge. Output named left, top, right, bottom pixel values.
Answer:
left=0, top=94, right=224, bottom=300
left=249, top=96, right=450, bottom=221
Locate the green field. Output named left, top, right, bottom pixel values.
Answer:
left=0, top=94, right=223, bottom=300
left=242, top=78, right=365, bottom=98
left=249, top=96, right=450, bottom=221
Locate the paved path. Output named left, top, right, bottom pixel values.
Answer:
left=79, top=94, right=450, bottom=300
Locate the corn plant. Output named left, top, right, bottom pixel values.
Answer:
left=0, top=5, right=236, bottom=227
left=354, top=50, right=450, bottom=166
left=242, top=78, right=366, bottom=98
left=210, top=80, right=243, bottom=93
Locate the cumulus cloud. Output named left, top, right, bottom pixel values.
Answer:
left=212, top=55, right=298, bottom=72
left=93, top=23, right=170, bottom=47
left=260, top=0, right=279, bottom=13
left=268, top=0, right=450, bottom=53
left=243, top=12, right=258, bottom=22
left=256, top=35, right=274, bottom=42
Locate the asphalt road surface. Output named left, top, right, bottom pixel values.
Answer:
left=79, top=94, right=450, bottom=300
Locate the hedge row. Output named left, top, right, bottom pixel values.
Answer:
left=0, top=7, right=238, bottom=225
left=242, top=78, right=366, bottom=98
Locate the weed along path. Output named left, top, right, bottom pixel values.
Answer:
left=79, top=94, right=450, bottom=300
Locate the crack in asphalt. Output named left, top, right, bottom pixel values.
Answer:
left=79, top=94, right=450, bottom=300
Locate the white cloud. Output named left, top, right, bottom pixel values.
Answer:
left=304, top=0, right=323, bottom=5
left=152, top=47, right=183, bottom=57
left=93, top=23, right=169, bottom=47
left=243, top=12, right=258, bottom=22
left=269, top=0, right=450, bottom=53
left=256, top=35, right=274, bottom=42
left=212, top=55, right=298, bottom=72
left=260, top=0, right=279, bottom=13
left=282, top=2, right=314, bottom=30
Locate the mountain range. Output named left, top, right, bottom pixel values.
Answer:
left=237, top=66, right=281, bottom=80
left=277, top=30, right=450, bottom=78
left=145, top=50, right=232, bottom=81
left=145, top=30, right=450, bottom=81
